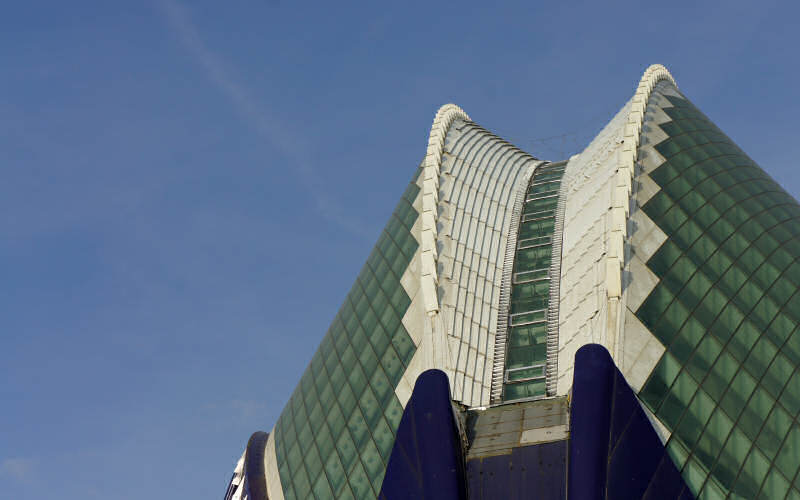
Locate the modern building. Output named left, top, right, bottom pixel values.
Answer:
left=224, top=65, right=800, bottom=500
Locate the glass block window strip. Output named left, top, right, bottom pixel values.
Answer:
left=502, top=162, right=566, bottom=401
left=637, top=82, right=800, bottom=500
left=273, top=173, right=420, bottom=500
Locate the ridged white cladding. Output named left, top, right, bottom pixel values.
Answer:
left=611, top=65, right=676, bottom=303
left=420, top=104, right=471, bottom=316
left=556, top=102, right=632, bottom=394
left=618, top=79, right=684, bottom=442
left=395, top=167, right=429, bottom=406
left=397, top=106, right=538, bottom=408
left=555, top=65, right=676, bottom=394
left=437, top=120, right=538, bottom=407
left=393, top=104, right=474, bottom=409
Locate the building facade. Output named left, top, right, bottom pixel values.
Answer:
left=224, top=65, right=800, bottom=500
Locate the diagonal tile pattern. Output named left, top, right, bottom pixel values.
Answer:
left=272, top=173, right=421, bottom=500
left=637, top=80, right=800, bottom=499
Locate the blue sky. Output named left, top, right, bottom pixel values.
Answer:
left=2, top=1, right=799, bottom=498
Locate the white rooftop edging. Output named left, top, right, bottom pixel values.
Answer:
left=421, top=104, right=471, bottom=316
left=606, top=64, right=676, bottom=356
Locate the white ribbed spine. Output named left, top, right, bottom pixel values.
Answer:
left=421, top=104, right=470, bottom=316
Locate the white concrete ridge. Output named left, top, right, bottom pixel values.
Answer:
left=556, top=64, right=677, bottom=394
left=557, top=101, right=632, bottom=394
left=413, top=107, right=538, bottom=407
left=421, top=104, right=471, bottom=317
left=611, top=65, right=676, bottom=292
left=607, top=64, right=676, bottom=354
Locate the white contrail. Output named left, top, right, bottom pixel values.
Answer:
left=157, top=0, right=370, bottom=239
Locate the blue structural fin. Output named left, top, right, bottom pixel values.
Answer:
left=379, top=369, right=466, bottom=500
left=244, top=431, right=269, bottom=500
left=568, top=344, right=693, bottom=500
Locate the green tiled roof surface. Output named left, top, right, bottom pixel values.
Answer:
left=273, top=173, right=420, bottom=500
left=637, top=81, right=800, bottom=499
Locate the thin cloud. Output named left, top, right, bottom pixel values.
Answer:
left=231, top=399, right=267, bottom=420
left=156, top=0, right=370, bottom=239
left=1, top=458, right=36, bottom=483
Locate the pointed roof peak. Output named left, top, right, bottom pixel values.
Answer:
left=639, top=64, right=677, bottom=91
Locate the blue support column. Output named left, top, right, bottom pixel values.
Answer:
left=379, top=369, right=466, bottom=500
left=568, top=344, right=693, bottom=500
